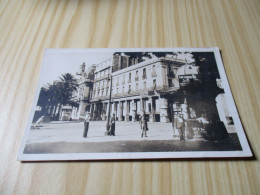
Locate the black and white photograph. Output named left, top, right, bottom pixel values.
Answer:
left=18, top=48, right=252, bottom=161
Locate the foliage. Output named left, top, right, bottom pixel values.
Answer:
left=37, top=73, right=78, bottom=118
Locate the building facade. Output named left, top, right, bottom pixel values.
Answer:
left=71, top=62, right=95, bottom=120
left=72, top=52, right=233, bottom=134
left=89, top=53, right=191, bottom=123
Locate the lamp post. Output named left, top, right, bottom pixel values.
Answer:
left=105, top=65, right=113, bottom=135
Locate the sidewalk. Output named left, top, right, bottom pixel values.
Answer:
left=25, top=121, right=242, bottom=154
left=27, top=121, right=204, bottom=144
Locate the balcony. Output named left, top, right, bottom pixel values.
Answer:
left=135, top=76, right=139, bottom=81
left=142, top=75, right=147, bottom=80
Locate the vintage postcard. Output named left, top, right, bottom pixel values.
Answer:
left=18, top=48, right=252, bottom=161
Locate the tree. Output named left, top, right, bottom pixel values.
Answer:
left=189, top=52, right=228, bottom=140
left=36, top=73, right=79, bottom=120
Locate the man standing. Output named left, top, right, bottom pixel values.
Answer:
left=109, top=113, right=116, bottom=136
left=140, top=112, right=148, bottom=138
left=176, top=113, right=185, bottom=141
left=83, top=112, right=90, bottom=138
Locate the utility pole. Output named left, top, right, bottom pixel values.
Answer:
left=105, top=64, right=113, bottom=135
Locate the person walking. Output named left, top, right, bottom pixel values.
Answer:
left=109, top=113, right=116, bottom=136
left=140, top=112, right=148, bottom=138
left=83, top=112, right=90, bottom=138
left=176, top=113, right=185, bottom=141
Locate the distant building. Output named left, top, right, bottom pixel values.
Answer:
left=71, top=62, right=95, bottom=120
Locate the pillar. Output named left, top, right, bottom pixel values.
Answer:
left=113, top=102, right=117, bottom=118
left=93, top=103, right=97, bottom=120
left=140, top=98, right=144, bottom=113
left=132, top=99, right=137, bottom=122
left=101, top=103, right=106, bottom=121
left=159, top=98, right=169, bottom=122
left=90, top=103, right=94, bottom=119
left=118, top=101, right=123, bottom=121
left=106, top=103, right=110, bottom=118
left=125, top=100, right=130, bottom=122
left=149, top=97, right=155, bottom=122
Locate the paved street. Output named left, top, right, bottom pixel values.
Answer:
left=24, top=121, right=242, bottom=154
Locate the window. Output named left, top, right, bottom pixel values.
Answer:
left=128, top=85, right=131, bottom=93
left=168, top=79, right=174, bottom=87
left=129, top=73, right=131, bottom=82
left=122, top=75, right=125, bottom=84
left=153, top=79, right=156, bottom=89
left=142, top=68, right=147, bottom=79
left=135, top=70, right=139, bottom=81
left=168, top=65, right=175, bottom=78
left=152, top=65, right=157, bottom=77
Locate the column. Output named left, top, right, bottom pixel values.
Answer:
left=140, top=98, right=144, bottom=113
left=113, top=102, right=117, bottom=118
left=118, top=101, right=123, bottom=121
left=93, top=103, right=97, bottom=120
left=159, top=98, right=169, bottom=122
left=132, top=99, right=137, bottom=122
left=149, top=97, right=155, bottom=122
left=96, top=104, right=102, bottom=120
left=90, top=103, right=94, bottom=119
left=101, top=103, right=106, bottom=121
left=125, top=100, right=130, bottom=122
left=106, top=103, right=110, bottom=118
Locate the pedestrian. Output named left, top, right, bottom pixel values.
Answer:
left=83, top=112, right=90, bottom=138
left=176, top=113, right=185, bottom=141
left=140, top=112, right=148, bottom=138
left=109, top=113, right=116, bottom=136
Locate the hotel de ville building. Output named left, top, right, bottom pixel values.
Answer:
left=72, top=52, right=211, bottom=124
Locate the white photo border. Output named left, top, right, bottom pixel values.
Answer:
left=17, top=47, right=253, bottom=161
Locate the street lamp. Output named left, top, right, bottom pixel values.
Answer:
left=105, top=65, right=113, bottom=135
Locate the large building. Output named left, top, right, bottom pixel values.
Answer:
left=73, top=52, right=233, bottom=132
left=89, top=52, right=193, bottom=123
left=71, top=62, right=95, bottom=120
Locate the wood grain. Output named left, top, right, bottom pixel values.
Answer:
left=0, top=0, right=260, bottom=194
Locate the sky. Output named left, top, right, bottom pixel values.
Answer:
left=39, top=49, right=113, bottom=87
left=38, top=49, right=195, bottom=88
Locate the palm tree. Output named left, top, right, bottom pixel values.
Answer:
left=36, top=73, right=78, bottom=120
left=56, top=73, right=79, bottom=118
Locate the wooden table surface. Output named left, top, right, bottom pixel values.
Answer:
left=1, top=0, right=260, bottom=194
